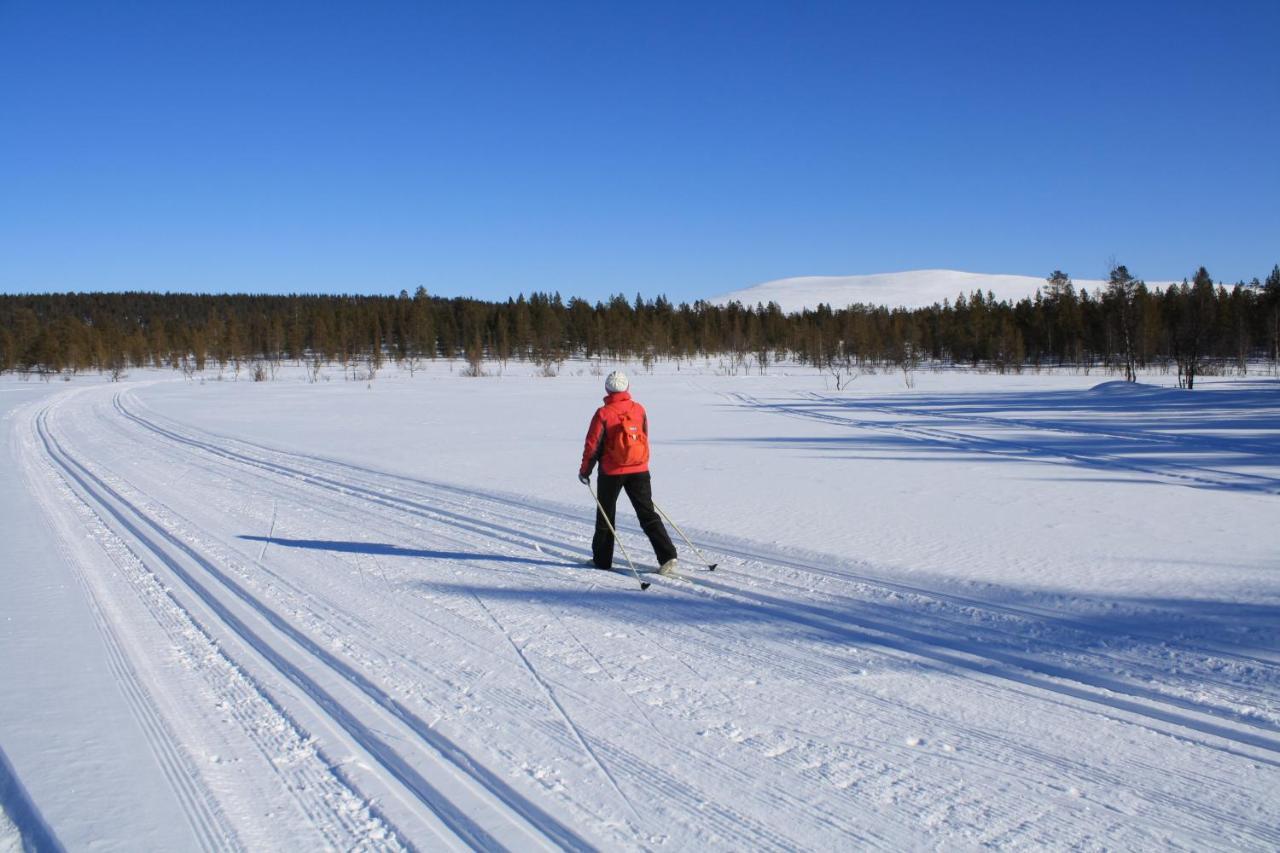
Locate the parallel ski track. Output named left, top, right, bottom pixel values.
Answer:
left=119, top=390, right=1280, bottom=673
left=110, top=393, right=1280, bottom=765
left=78, top=393, right=854, bottom=850
left=112, top=390, right=1280, bottom=714
left=36, top=400, right=591, bottom=852
left=23, top=411, right=391, bottom=851
left=801, top=389, right=1280, bottom=456
left=54, top=535, right=241, bottom=852
left=729, top=391, right=1280, bottom=495
left=116, top=390, right=1278, bottom=669
left=83, top=396, right=1091, bottom=848
left=142, top=500, right=1204, bottom=846
left=96, top=400, right=877, bottom=849
left=722, top=390, right=1280, bottom=662
left=53, top=386, right=1280, bottom=848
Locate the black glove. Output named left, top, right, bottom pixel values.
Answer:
left=578, top=473, right=590, bottom=485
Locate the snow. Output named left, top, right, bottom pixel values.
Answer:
left=712, top=269, right=1176, bottom=311
left=2, top=361, right=1278, bottom=849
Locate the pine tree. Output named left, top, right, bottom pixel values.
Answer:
left=1106, top=265, right=1140, bottom=382
left=1265, top=265, right=1280, bottom=366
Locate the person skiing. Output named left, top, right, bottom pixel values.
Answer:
left=578, top=371, right=679, bottom=575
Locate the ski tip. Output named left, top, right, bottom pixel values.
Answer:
left=640, top=581, right=651, bottom=591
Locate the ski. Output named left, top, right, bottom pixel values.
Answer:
left=582, top=563, right=651, bottom=590
left=579, top=558, right=719, bottom=589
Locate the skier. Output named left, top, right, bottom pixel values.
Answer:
left=578, top=371, right=679, bottom=575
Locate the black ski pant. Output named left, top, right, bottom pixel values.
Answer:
left=592, top=471, right=678, bottom=570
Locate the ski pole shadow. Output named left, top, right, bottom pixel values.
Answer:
left=237, top=535, right=575, bottom=568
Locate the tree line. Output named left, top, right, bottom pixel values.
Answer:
left=3, top=265, right=1279, bottom=389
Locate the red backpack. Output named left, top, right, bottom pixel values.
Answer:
left=604, top=407, right=649, bottom=468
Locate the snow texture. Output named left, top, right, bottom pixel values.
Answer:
left=1, top=362, right=1277, bottom=850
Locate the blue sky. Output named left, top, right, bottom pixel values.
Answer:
left=2, top=1, right=1276, bottom=302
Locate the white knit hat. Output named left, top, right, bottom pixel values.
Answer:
left=605, top=370, right=629, bottom=393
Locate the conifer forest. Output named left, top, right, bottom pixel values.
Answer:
left=4, top=265, right=1279, bottom=389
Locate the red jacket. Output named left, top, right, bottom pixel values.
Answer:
left=579, top=391, right=650, bottom=477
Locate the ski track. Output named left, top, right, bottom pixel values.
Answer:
left=114, top=392, right=1263, bottom=651
left=125, top=388, right=1280, bottom=670
left=722, top=390, right=1280, bottom=666
left=807, top=388, right=1280, bottom=457
left=32, top=393, right=586, bottom=851
left=16, top=392, right=401, bottom=851
left=111, top=389, right=1280, bottom=742
left=15, top=380, right=1280, bottom=850
left=109, top=389, right=1280, bottom=826
left=728, top=390, right=1280, bottom=496
left=77, top=395, right=858, bottom=847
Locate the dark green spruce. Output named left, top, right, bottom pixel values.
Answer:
left=3, top=266, right=1279, bottom=388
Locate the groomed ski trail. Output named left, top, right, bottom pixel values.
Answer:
left=17, top=380, right=1280, bottom=850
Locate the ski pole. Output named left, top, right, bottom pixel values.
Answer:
left=585, top=482, right=650, bottom=590
left=652, top=501, right=718, bottom=571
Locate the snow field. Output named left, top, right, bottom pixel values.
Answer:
left=2, top=361, right=1278, bottom=849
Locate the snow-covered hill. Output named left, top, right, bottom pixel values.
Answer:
left=713, top=269, right=1108, bottom=312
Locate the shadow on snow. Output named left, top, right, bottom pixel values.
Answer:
left=237, top=535, right=575, bottom=568
left=404, top=571, right=1280, bottom=763
left=702, top=379, right=1280, bottom=494
left=234, top=526, right=1280, bottom=762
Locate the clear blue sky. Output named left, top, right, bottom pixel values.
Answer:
left=2, top=1, right=1276, bottom=302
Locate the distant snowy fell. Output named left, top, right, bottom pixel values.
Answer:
left=712, top=269, right=1126, bottom=313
